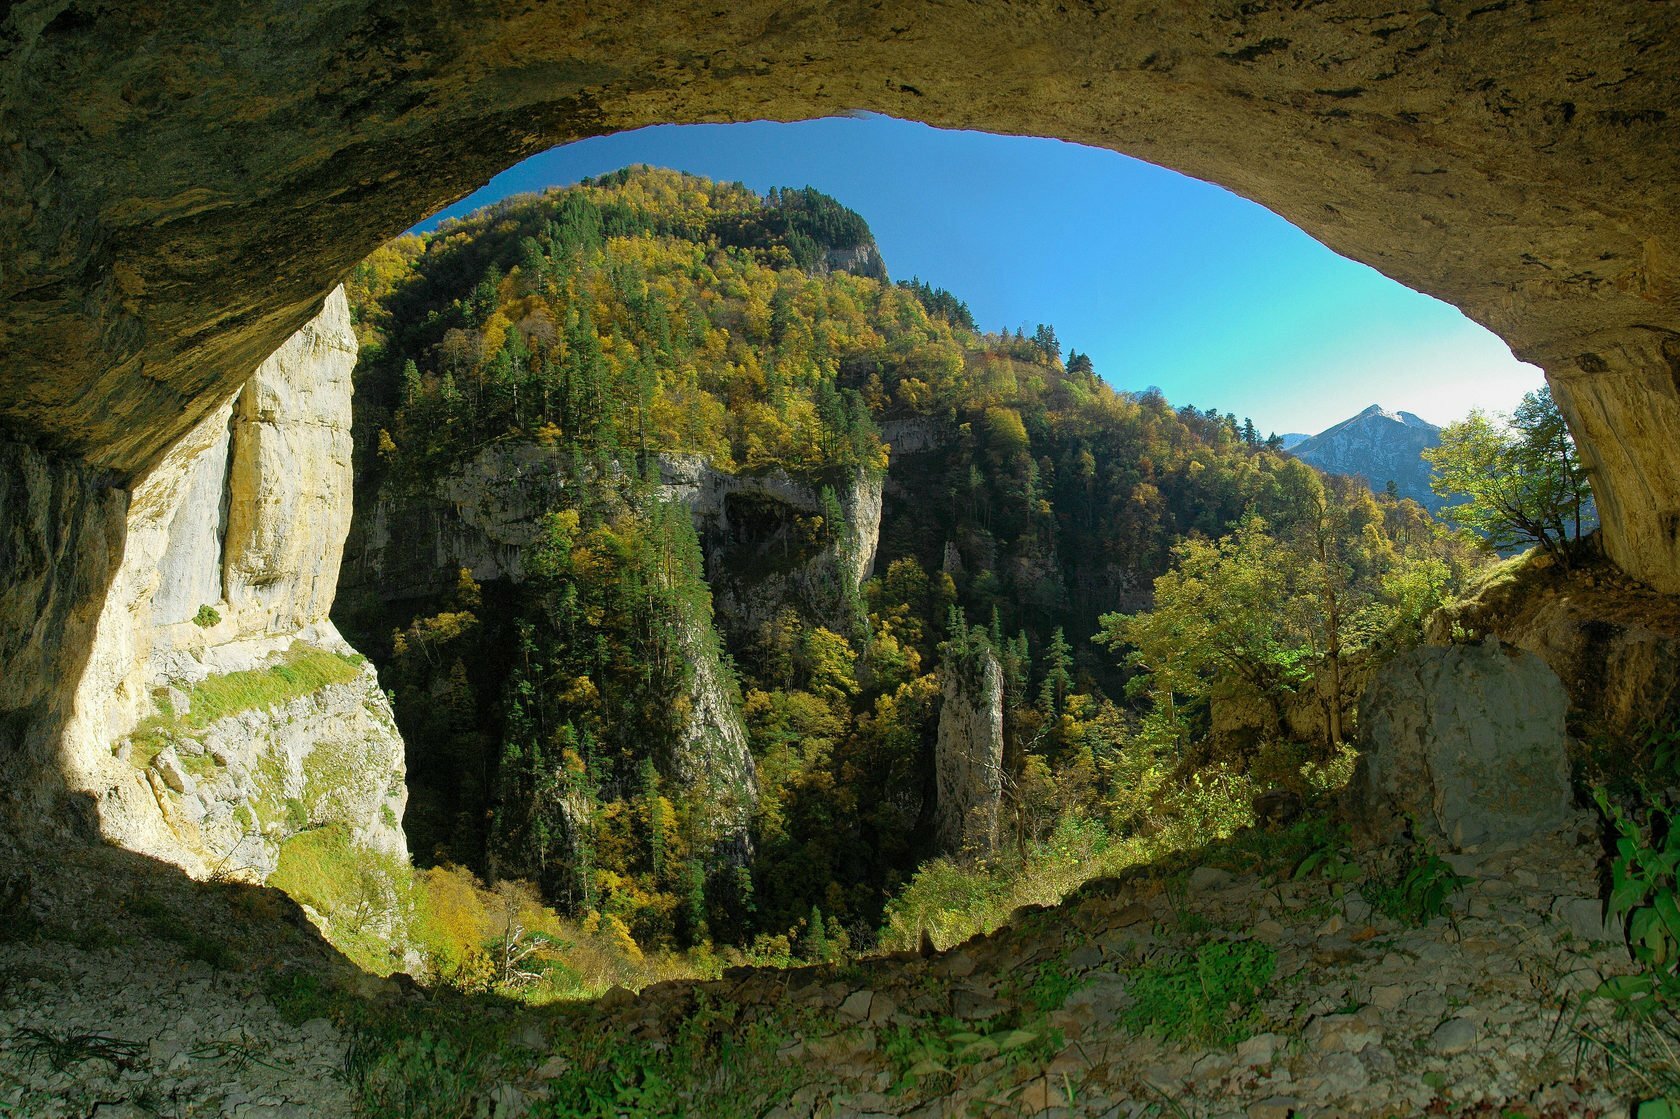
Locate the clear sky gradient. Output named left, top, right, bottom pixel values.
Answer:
left=414, top=114, right=1542, bottom=438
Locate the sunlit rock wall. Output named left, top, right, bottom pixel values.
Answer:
left=55, top=288, right=408, bottom=878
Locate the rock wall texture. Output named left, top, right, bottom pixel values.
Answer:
left=0, top=442, right=126, bottom=832
left=346, top=446, right=883, bottom=635
left=47, top=289, right=408, bottom=878
left=4, top=4, right=1680, bottom=594
left=935, top=647, right=1005, bottom=858
left=1358, top=638, right=1571, bottom=849
left=1428, top=548, right=1680, bottom=742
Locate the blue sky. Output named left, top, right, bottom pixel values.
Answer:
left=415, top=114, right=1541, bottom=437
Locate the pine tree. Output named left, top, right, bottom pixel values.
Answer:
left=1037, top=626, right=1073, bottom=716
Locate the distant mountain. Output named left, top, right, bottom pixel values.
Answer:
left=1289, top=404, right=1444, bottom=510
left=1278, top=432, right=1311, bottom=450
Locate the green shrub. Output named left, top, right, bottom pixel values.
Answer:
left=1362, top=846, right=1470, bottom=927
left=533, top=994, right=799, bottom=1117
left=1576, top=788, right=1680, bottom=1110
left=192, top=603, right=221, bottom=628
left=882, top=1015, right=1060, bottom=1094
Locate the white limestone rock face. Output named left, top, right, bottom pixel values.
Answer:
left=224, top=286, right=358, bottom=635
left=667, top=618, right=757, bottom=862
left=58, top=287, right=408, bottom=879
left=1357, top=638, right=1571, bottom=849
left=935, top=647, right=1005, bottom=857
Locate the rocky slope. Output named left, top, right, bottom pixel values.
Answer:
left=1289, top=404, right=1443, bottom=510
left=2, top=805, right=1635, bottom=1117
left=51, top=287, right=407, bottom=881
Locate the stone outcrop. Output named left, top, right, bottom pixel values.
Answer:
left=50, top=288, right=407, bottom=878
left=1428, top=547, right=1680, bottom=741
left=1357, top=638, right=1571, bottom=849
left=0, top=443, right=127, bottom=832
left=1290, top=405, right=1444, bottom=511
left=346, top=446, right=883, bottom=637
left=6, top=5, right=1680, bottom=600
left=669, top=618, right=758, bottom=861
left=935, top=646, right=1005, bottom=857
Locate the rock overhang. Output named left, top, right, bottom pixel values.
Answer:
left=2, top=1, right=1679, bottom=590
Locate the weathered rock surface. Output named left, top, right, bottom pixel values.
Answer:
left=665, top=616, right=758, bottom=861
left=346, top=448, right=882, bottom=638
left=5, top=4, right=1680, bottom=598
left=0, top=442, right=126, bottom=831
left=222, top=287, right=358, bottom=636
left=49, top=289, right=407, bottom=878
left=935, top=646, right=1004, bottom=857
left=0, top=842, right=363, bottom=1119
left=1290, top=404, right=1443, bottom=510
left=1429, top=547, right=1680, bottom=740
left=1358, top=638, right=1571, bottom=848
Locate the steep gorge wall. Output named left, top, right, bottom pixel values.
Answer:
left=0, top=444, right=126, bottom=834
left=42, top=288, right=407, bottom=878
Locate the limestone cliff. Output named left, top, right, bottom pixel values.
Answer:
left=934, top=645, right=1005, bottom=858
left=0, top=444, right=126, bottom=833
left=346, top=447, right=883, bottom=642
left=661, top=455, right=883, bottom=642
left=668, top=616, right=759, bottom=861
left=54, top=288, right=408, bottom=880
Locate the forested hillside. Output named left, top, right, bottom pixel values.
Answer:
left=336, top=167, right=1476, bottom=976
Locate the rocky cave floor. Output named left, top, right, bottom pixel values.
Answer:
left=0, top=813, right=1644, bottom=1118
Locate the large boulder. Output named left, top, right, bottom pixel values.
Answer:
left=1358, top=638, right=1570, bottom=848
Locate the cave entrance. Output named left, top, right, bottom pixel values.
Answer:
left=332, top=125, right=1551, bottom=972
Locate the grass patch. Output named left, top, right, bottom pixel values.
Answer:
left=882, top=1013, right=1062, bottom=1095
left=126, top=644, right=364, bottom=771
left=187, top=645, right=363, bottom=725
left=290, top=976, right=801, bottom=1119
left=270, top=824, right=419, bottom=975
left=13, top=1027, right=144, bottom=1073
left=532, top=994, right=801, bottom=1118
left=880, top=810, right=1348, bottom=955
left=1120, top=939, right=1276, bottom=1046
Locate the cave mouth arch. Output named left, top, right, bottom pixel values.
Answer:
left=4, top=2, right=1676, bottom=593
left=5, top=3, right=1680, bottom=839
